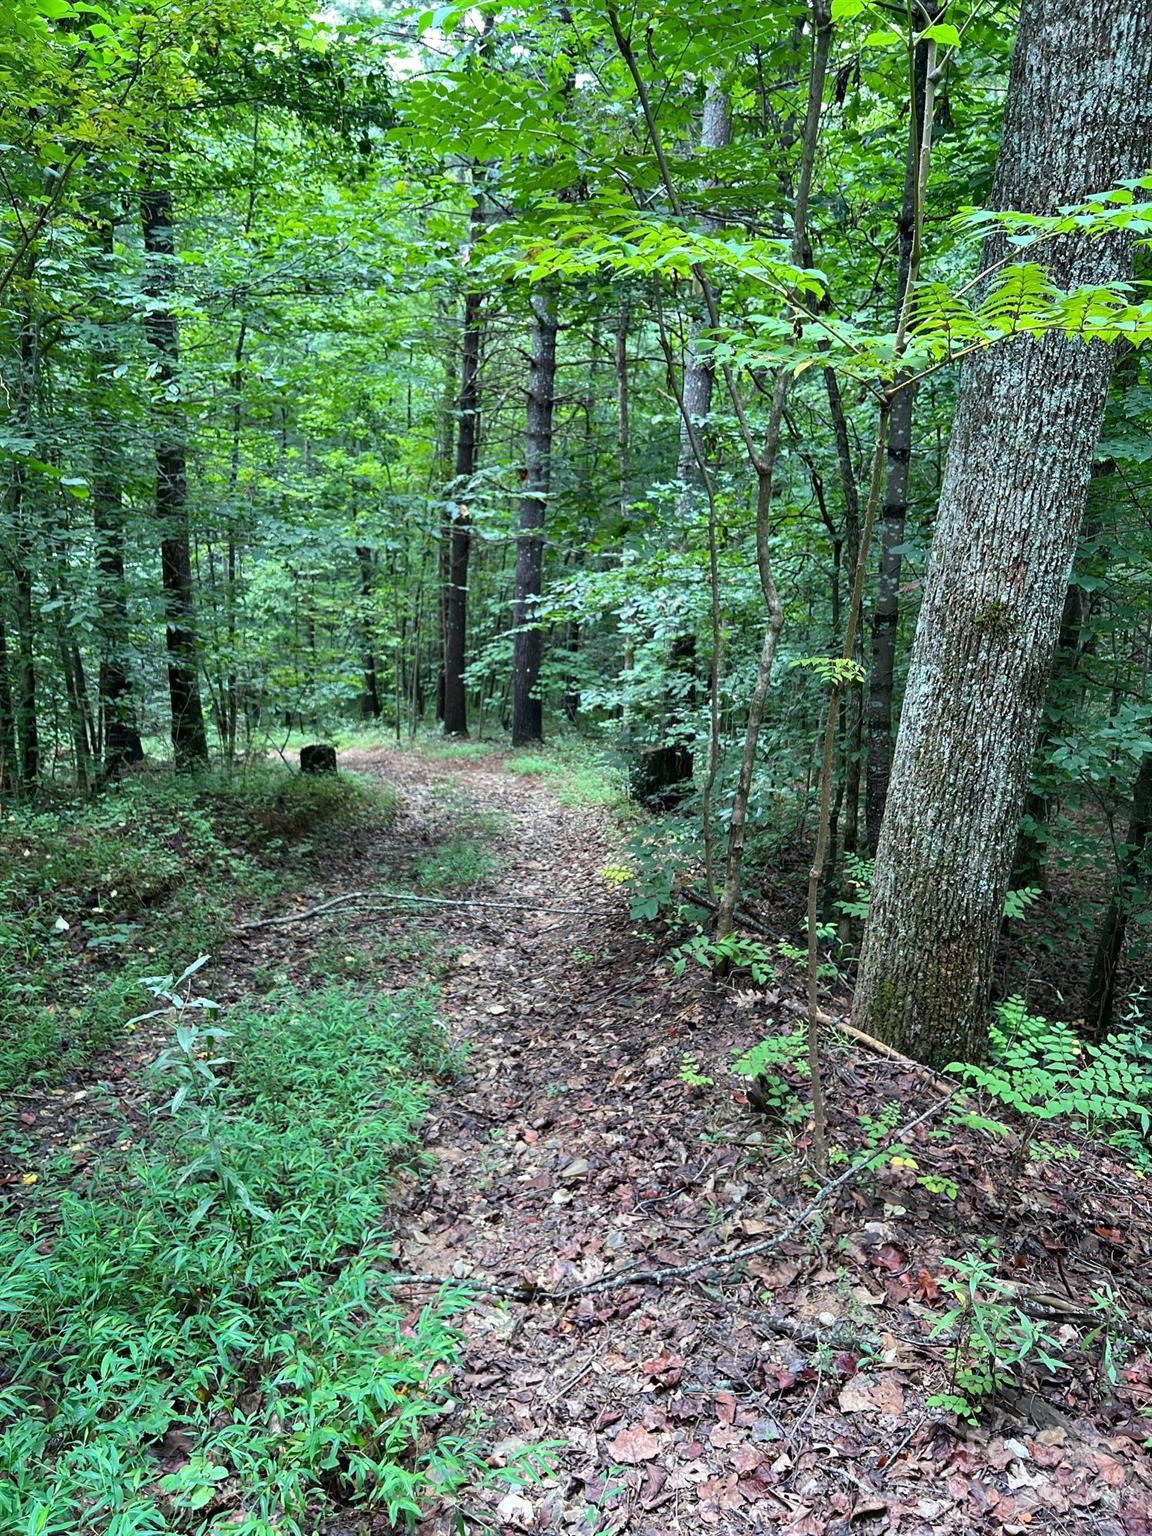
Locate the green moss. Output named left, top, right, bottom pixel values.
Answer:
left=972, top=599, right=1018, bottom=636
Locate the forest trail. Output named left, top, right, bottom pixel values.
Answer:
left=8, top=748, right=1147, bottom=1535
left=322, top=750, right=1152, bottom=1536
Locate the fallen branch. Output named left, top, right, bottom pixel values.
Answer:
left=824, top=1014, right=957, bottom=1095
left=687, top=889, right=952, bottom=1090
left=687, top=887, right=775, bottom=938
left=241, top=890, right=613, bottom=930
left=387, top=1091, right=956, bottom=1302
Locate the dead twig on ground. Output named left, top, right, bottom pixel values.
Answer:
left=387, top=1091, right=956, bottom=1302
left=241, top=890, right=614, bottom=930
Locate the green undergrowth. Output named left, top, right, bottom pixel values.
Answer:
left=504, top=740, right=628, bottom=810
left=305, top=920, right=450, bottom=987
left=0, top=767, right=396, bottom=1092
left=414, top=788, right=508, bottom=894
left=0, top=983, right=534, bottom=1535
left=420, top=738, right=501, bottom=763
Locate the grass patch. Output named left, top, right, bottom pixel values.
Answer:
left=307, top=922, right=448, bottom=986
left=0, top=983, right=530, bottom=1534
left=420, top=739, right=500, bottom=763
left=0, top=767, right=395, bottom=1093
left=411, top=789, right=508, bottom=896
left=414, top=836, right=496, bottom=894
left=505, top=743, right=626, bottom=810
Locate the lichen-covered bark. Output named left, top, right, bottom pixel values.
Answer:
left=675, top=78, right=730, bottom=499
left=854, top=0, right=1152, bottom=1068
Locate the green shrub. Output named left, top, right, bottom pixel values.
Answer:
left=950, top=995, right=1152, bottom=1163
left=0, top=767, right=393, bottom=1092
left=0, top=984, right=517, bottom=1535
left=928, top=1249, right=1123, bottom=1422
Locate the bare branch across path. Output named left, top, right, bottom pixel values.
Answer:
left=240, top=890, right=614, bottom=930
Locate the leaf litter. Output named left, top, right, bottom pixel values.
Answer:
left=4, top=745, right=1151, bottom=1536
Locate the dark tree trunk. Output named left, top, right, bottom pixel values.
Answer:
left=356, top=544, right=383, bottom=719
left=57, top=621, right=94, bottom=792
left=1011, top=570, right=1093, bottom=887
left=1085, top=752, right=1152, bottom=1039
left=562, top=619, right=581, bottom=722
left=0, top=617, right=16, bottom=793
left=9, top=295, right=39, bottom=789
left=511, top=291, right=558, bottom=748
left=854, top=0, right=1152, bottom=1067
left=864, top=16, right=937, bottom=854
left=435, top=333, right=457, bottom=723
left=92, top=220, right=144, bottom=776
left=443, top=260, right=482, bottom=737
left=141, top=176, right=209, bottom=771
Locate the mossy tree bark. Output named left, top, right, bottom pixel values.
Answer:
left=853, top=0, right=1152, bottom=1068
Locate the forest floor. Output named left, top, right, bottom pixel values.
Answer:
left=7, top=745, right=1152, bottom=1536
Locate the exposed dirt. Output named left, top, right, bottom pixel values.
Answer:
left=345, top=751, right=1151, bottom=1536
left=6, top=746, right=1152, bottom=1536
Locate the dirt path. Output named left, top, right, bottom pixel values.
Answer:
left=327, top=750, right=1152, bottom=1536
left=8, top=747, right=1148, bottom=1536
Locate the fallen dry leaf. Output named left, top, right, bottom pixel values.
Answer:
left=607, top=1424, right=662, bottom=1464
left=838, top=1372, right=906, bottom=1415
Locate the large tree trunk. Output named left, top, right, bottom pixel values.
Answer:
left=8, top=284, right=39, bottom=789
left=356, top=545, right=383, bottom=720
left=853, top=0, right=1152, bottom=1067
left=864, top=16, right=936, bottom=853
left=510, top=291, right=558, bottom=748
left=141, top=176, right=209, bottom=770
left=1084, top=751, right=1152, bottom=1039
left=443, top=250, right=483, bottom=737
left=92, top=219, right=144, bottom=776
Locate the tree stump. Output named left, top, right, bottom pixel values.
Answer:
left=629, top=744, right=693, bottom=810
left=300, top=743, right=337, bottom=775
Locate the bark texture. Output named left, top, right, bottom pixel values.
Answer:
left=511, top=291, right=557, bottom=748
left=675, top=78, right=730, bottom=500
left=92, top=220, right=144, bottom=775
left=1085, top=752, right=1152, bottom=1039
left=443, top=272, right=482, bottom=737
left=854, top=0, right=1152, bottom=1067
left=141, top=177, right=209, bottom=770
left=864, top=16, right=936, bottom=852
left=8, top=291, right=39, bottom=788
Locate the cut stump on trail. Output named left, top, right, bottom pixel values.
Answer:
left=300, top=742, right=337, bottom=774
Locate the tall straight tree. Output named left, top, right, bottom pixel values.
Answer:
left=141, top=173, right=209, bottom=769
left=863, top=7, right=937, bottom=853
left=510, top=290, right=557, bottom=747
left=854, top=0, right=1152, bottom=1067
left=91, top=217, right=144, bottom=775
left=8, top=275, right=40, bottom=789
left=442, top=183, right=484, bottom=738
left=675, top=78, right=730, bottom=502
